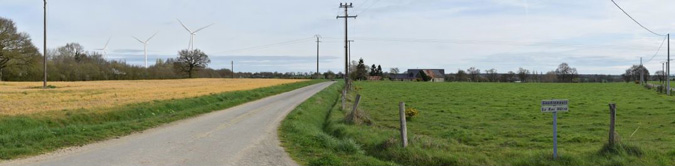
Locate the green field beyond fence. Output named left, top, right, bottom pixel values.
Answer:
left=281, top=82, right=675, bottom=165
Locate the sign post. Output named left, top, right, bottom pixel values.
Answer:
left=541, top=99, right=569, bottom=159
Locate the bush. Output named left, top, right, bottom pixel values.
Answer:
left=405, top=107, right=419, bottom=120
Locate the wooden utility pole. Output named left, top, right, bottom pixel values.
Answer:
left=43, top=0, right=47, bottom=88
left=337, top=3, right=357, bottom=88
left=668, top=34, right=671, bottom=95
left=231, top=61, right=234, bottom=78
left=315, top=35, right=321, bottom=79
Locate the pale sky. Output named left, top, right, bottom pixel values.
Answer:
left=1, top=0, right=674, bottom=74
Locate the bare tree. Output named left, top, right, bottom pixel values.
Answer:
left=656, top=70, right=665, bottom=83
left=485, top=68, right=498, bottom=82
left=624, top=65, right=650, bottom=83
left=390, top=68, right=399, bottom=75
left=501, top=71, right=516, bottom=82
left=174, top=49, right=210, bottom=78
left=517, top=68, right=529, bottom=82
left=467, top=67, right=480, bottom=82
left=555, top=63, right=578, bottom=83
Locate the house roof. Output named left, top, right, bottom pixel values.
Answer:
left=407, top=69, right=445, bottom=78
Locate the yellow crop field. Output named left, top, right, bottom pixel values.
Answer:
left=0, top=78, right=306, bottom=115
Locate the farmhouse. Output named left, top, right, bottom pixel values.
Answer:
left=391, top=69, right=445, bottom=82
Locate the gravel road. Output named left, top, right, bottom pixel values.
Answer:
left=1, top=81, right=334, bottom=166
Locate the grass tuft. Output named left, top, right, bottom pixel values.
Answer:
left=598, top=143, right=644, bottom=157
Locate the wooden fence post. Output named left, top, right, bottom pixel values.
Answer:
left=341, top=89, right=346, bottom=110
left=608, top=103, right=616, bottom=146
left=351, top=94, right=361, bottom=120
left=399, top=102, right=408, bottom=148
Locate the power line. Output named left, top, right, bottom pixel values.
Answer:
left=645, top=35, right=668, bottom=63
left=610, top=0, right=666, bottom=36
left=321, top=36, right=661, bottom=50
left=356, top=0, right=381, bottom=15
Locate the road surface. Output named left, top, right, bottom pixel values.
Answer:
left=1, top=81, right=334, bottom=166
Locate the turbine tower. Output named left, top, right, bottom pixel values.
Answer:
left=132, top=33, right=157, bottom=68
left=95, top=37, right=111, bottom=58
left=177, top=19, right=213, bottom=50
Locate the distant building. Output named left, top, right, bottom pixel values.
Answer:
left=391, top=69, right=445, bottom=82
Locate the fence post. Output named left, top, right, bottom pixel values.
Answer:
left=341, top=89, right=346, bottom=110
left=351, top=94, right=361, bottom=120
left=399, top=102, right=408, bottom=148
left=608, top=103, right=616, bottom=146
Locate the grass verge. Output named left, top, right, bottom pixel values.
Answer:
left=0, top=79, right=323, bottom=160
left=279, top=81, right=396, bottom=166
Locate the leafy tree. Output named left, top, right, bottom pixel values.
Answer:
left=455, top=69, right=467, bottom=82
left=174, top=49, right=210, bottom=78
left=355, top=58, right=368, bottom=80
left=517, top=68, right=529, bottom=82
left=370, top=64, right=377, bottom=76
left=377, top=65, right=383, bottom=76
left=555, top=63, right=578, bottom=83
left=467, top=67, right=480, bottom=82
left=0, top=17, right=40, bottom=81
left=323, top=70, right=335, bottom=80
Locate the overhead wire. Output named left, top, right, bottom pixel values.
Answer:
left=645, top=35, right=668, bottom=63
left=610, top=0, right=666, bottom=37
left=355, top=0, right=381, bottom=16
left=321, top=36, right=660, bottom=51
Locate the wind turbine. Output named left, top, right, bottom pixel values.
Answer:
left=132, top=32, right=157, bottom=68
left=95, top=37, right=111, bottom=58
left=177, top=19, right=214, bottom=50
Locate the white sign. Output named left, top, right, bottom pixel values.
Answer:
left=541, top=100, right=569, bottom=112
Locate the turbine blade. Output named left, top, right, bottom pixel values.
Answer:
left=103, top=37, right=111, bottom=49
left=132, top=36, right=144, bottom=43
left=193, top=23, right=214, bottom=33
left=146, top=32, right=158, bottom=42
left=176, top=19, right=192, bottom=32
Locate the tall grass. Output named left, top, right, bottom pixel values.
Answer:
left=0, top=80, right=322, bottom=160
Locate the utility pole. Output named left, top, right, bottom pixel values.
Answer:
left=337, top=3, right=357, bottom=88
left=348, top=40, right=354, bottom=65
left=640, top=57, right=644, bottom=85
left=315, top=34, right=321, bottom=79
left=43, top=0, right=47, bottom=88
left=668, top=33, right=671, bottom=95
left=663, top=62, right=666, bottom=84
left=231, top=61, right=234, bottom=78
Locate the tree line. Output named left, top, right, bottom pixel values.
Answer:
left=0, top=17, right=317, bottom=81
left=445, top=63, right=585, bottom=83
left=342, top=57, right=624, bottom=83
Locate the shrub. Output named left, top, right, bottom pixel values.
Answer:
left=405, top=107, right=419, bottom=120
